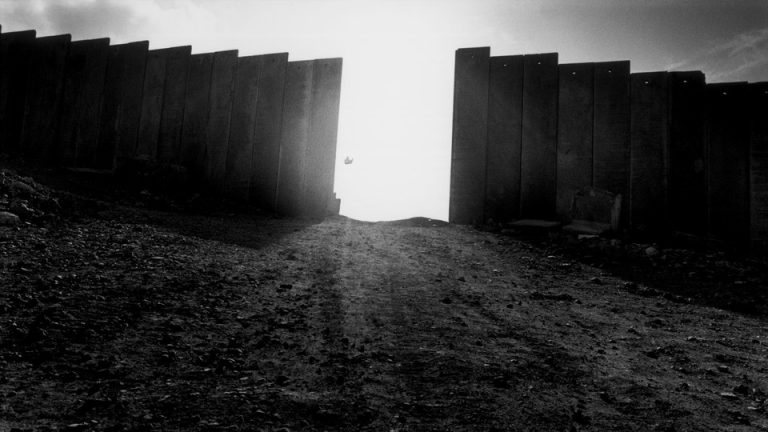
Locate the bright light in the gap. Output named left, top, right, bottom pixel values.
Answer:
left=333, top=44, right=454, bottom=222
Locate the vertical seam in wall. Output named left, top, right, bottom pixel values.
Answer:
left=553, top=57, right=559, bottom=218
left=302, top=60, right=316, bottom=215
left=222, top=55, right=238, bottom=189
left=90, top=41, right=108, bottom=169
left=273, top=58, right=288, bottom=212
left=591, top=66, right=596, bottom=188
left=176, top=49, right=191, bottom=165
left=249, top=56, right=263, bottom=200
left=483, top=57, right=492, bottom=224
left=518, top=57, right=525, bottom=218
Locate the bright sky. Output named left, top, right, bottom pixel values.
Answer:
left=2, top=0, right=768, bottom=221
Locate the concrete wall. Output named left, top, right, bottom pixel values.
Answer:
left=485, top=55, right=523, bottom=222
left=450, top=46, right=768, bottom=248
left=520, top=53, right=558, bottom=219
left=449, top=47, right=489, bottom=224
left=0, top=28, right=343, bottom=218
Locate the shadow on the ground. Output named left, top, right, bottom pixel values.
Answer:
left=497, top=229, right=768, bottom=317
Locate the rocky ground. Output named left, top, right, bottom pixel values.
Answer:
left=1, top=165, right=768, bottom=431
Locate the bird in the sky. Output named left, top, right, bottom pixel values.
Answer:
left=344, top=156, right=354, bottom=165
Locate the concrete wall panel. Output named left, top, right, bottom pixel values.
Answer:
left=276, top=60, right=314, bottom=216
left=57, top=38, right=110, bottom=167
left=0, top=30, right=36, bottom=156
left=449, top=47, right=490, bottom=224
left=707, top=83, right=751, bottom=245
left=750, top=82, right=768, bottom=251
left=630, top=72, right=669, bottom=232
left=485, top=55, right=523, bottom=222
left=224, top=55, right=261, bottom=202
left=136, top=48, right=168, bottom=159
left=21, top=34, right=71, bottom=162
left=180, top=53, right=213, bottom=182
left=668, top=71, right=706, bottom=235
left=556, top=62, right=594, bottom=220
left=157, top=46, right=191, bottom=164
left=593, top=61, right=630, bottom=226
left=250, top=53, right=288, bottom=211
left=304, top=58, right=343, bottom=217
left=99, top=41, right=148, bottom=168
left=205, top=50, right=238, bottom=192
left=520, top=53, right=558, bottom=219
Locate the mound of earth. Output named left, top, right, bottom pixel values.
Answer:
left=1, top=166, right=767, bottom=431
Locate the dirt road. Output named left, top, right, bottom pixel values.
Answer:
left=1, top=204, right=768, bottom=431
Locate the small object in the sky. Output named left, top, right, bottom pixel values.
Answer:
left=344, top=156, right=354, bottom=165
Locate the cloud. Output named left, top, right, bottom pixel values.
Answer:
left=45, top=0, right=141, bottom=40
left=0, top=0, right=142, bottom=41
left=667, top=27, right=768, bottom=83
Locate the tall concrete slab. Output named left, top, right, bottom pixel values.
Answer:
left=520, top=53, right=558, bottom=219
left=630, top=72, right=669, bottom=232
left=276, top=60, right=314, bottom=216
left=250, top=53, right=288, bottom=211
left=180, top=53, right=213, bottom=183
left=57, top=38, right=110, bottom=167
left=750, top=82, right=768, bottom=251
left=224, top=55, right=261, bottom=202
left=556, top=62, right=594, bottom=220
left=136, top=48, right=168, bottom=160
left=99, top=41, right=148, bottom=169
left=157, top=46, right=191, bottom=164
left=707, top=82, right=751, bottom=245
left=0, top=30, right=35, bottom=156
left=668, top=71, right=706, bottom=236
left=20, top=34, right=71, bottom=162
left=304, top=58, right=343, bottom=217
left=485, top=55, right=523, bottom=223
left=449, top=47, right=490, bottom=224
left=205, top=50, right=238, bottom=192
left=593, top=61, right=630, bottom=226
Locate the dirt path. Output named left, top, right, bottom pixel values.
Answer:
left=1, top=209, right=767, bottom=431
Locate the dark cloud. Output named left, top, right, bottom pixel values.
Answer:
left=44, top=0, right=140, bottom=41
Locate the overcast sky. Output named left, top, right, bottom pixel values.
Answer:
left=2, top=0, right=767, bottom=221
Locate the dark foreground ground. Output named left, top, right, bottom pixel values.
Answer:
left=1, top=167, right=768, bottom=431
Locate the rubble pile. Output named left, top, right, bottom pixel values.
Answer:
left=0, top=169, right=62, bottom=226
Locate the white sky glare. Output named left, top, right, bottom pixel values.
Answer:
left=2, top=0, right=767, bottom=221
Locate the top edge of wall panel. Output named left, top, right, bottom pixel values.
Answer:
left=0, top=29, right=36, bottom=38
left=213, top=49, right=238, bottom=56
left=670, top=70, right=705, bottom=78
left=236, top=54, right=263, bottom=63
left=669, top=70, right=705, bottom=77
left=630, top=71, right=668, bottom=78
left=191, top=52, right=215, bottom=59
left=456, top=47, right=490, bottom=54
left=238, top=53, right=289, bottom=60
left=669, top=71, right=706, bottom=85
left=594, top=61, right=630, bottom=73
left=523, top=52, right=558, bottom=58
left=559, top=62, right=594, bottom=68
left=37, top=34, right=71, bottom=42
left=489, top=54, right=523, bottom=62
left=149, top=45, right=192, bottom=54
left=594, top=60, right=630, bottom=66
left=707, top=81, right=749, bottom=88
left=313, top=57, right=343, bottom=63
left=111, top=40, right=149, bottom=49
left=71, top=37, right=110, bottom=46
